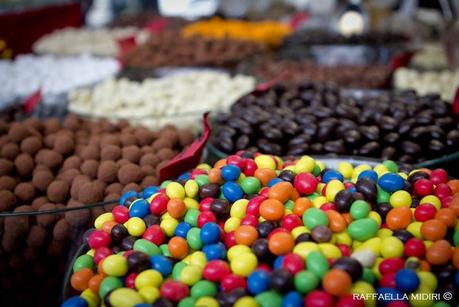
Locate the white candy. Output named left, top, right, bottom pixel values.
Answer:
left=0, top=54, right=120, bottom=107
left=68, top=71, right=256, bottom=128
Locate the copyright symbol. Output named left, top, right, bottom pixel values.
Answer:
left=443, top=292, right=452, bottom=300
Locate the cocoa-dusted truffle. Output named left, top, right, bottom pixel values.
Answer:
left=118, top=163, right=142, bottom=184
left=104, top=193, right=120, bottom=202
left=62, top=114, right=80, bottom=130
left=0, top=190, right=16, bottom=211
left=4, top=205, right=32, bottom=238
left=1, top=143, right=19, bottom=160
left=88, top=135, right=102, bottom=146
left=80, top=159, right=99, bottom=179
left=53, top=218, right=70, bottom=240
left=160, top=129, right=178, bottom=146
left=120, top=133, right=137, bottom=147
left=46, top=180, right=70, bottom=203
left=140, top=146, right=155, bottom=154
left=122, top=145, right=142, bottom=163
left=32, top=170, right=54, bottom=191
left=44, top=134, right=57, bottom=148
left=141, top=165, right=156, bottom=176
left=0, top=120, right=9, bottom=133
left=57, top=169, right=80, bottom=185
left=36, top=203, right=60, bottom=228
left=20, top=136, right=42, bottom=155
left=62, top=156, right=82, bottom=170
left=140, top=153, right=160, bottom=167
left=152, top=138, right=173, bottom=151
left=43, top=118, right=60, bottom=134
left=101, top=145, right=121, bottom=161
left=141, top=176, right=158, bottom=188
left=0, top=176, right=16, bottom=191
left=53, top=135, right=74, bottom=154
left=23, top=117, right=42, bottom=131
left=8, top=122, right=31, bottom=142
left=156, top=148, right=175, bottom=161
left=78, top=181, right=104, bottom=203
left=97, top=160, right=119, bottom=183
left=70, top=175, right=90, bottom=199
left=31, top=196, right=49, bottom=210
left=122, top=183, right=141, bottom=193
left=156, top=159, right=169, bottom=175
left=0, top=158, right=14, bottom=176
left=178, top=128, right=194, bottom=147
left=91, top=206, right=106, bottom=222
left=0, top=135, right=10, bottom=147
left=35, top=149, right=63, bottom=169
left=80, top=145, right=100, bottom=160
left=27, top=225, right=48, bottom=247
left=134, top=128, right=155, bottom=146
left=105, top=182, right=123, bottom=195
left=34, top=164, right=51, bottom=174
left=117, top=158, right=130, bottom=167
left=14, top=153, right=35, bottom=177
left=14, top=182, right=36, bottom=202
left=100, top=135, right=121, bottom=147
left=65, top=203, right=90, bottom=227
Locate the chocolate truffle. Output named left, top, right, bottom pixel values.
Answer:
left=80, top=159, right=99, bottom=179
left=118, top=163, right=142, bottom=184
left=105, top=182, right=123, bottom=195
left=20, top=136, right=43, bottom=155
left=64, top=203, right=90, bottom=227
left=8, top=123, right=31, bottom=142
left=178, top=128, right=194, bottom=147
left=141, top=176, right=158, bottom=188
left=53, top=218, right=70, bottom=240
left=44, top=134, right=57, bottom=148
left=47, top=180, right=70, bottom=203
left=122, top=145, right=142, bottom=163
left=57, top=169, right=80, bottom=185
left=70, top=175, right=90, bottom=199
left=14, top=182, right=36, bottom=202
left=104, top=193, right=120, bottom=202
left=27, top=225, right=48, bottom=247
left=0, top=190, right=16, bottom=211
left=120, top=133, right=137, bottom=147
left=32, top=170, right=54, bottom=191
left=80, top=145, right=100, bottom=160
left=4, top=205, right=32, bottom=238
left=0, top=158, right=13, bottom=176
left=140, top=146, right=155, bottom=154
left=116, top=159, right=130, bottom=167
left=62, top=114, right=80, bottom=130
left=152, top=138, right=173, bottom=151
left=53, top=135, right=74, bottom=155
left=160, top=129, right=178, bottom=145
left=134, top=128, right=155, bottom=146
left=37, top=203, right=60, bottom=227
left=122, top=183, right=141, bottom=193
left=78, top=181, right=104, bottom=203
left=43, top=118, right=60, bottom=134
left=156, top=148, right=175, bottom=161
left=155, top=160, right=169, bottom=175
left=36, top=149, right=63, bottom=169
left=62, top=156, right=82, bottom=170
left=31, top=196, right=49, bottom=210
left=141, top=165, right=156, bottom=176
left=1, top=143, right=19, bottom=160
left=140, top=153, right=160, bottom=167
left=97, top=161, right=119, bottom=183
left=100, top=135, right=121, bottom=147
left=101, top=145, right=121, bottom=161
left=0, top=135, right=10, bottom=147
left=14, top=153, right=35, bottom=177
left=0, top=176, right=16, bottom=191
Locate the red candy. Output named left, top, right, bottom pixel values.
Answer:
left=336, top=295, right=364, bottom=307
left=246, top=196, right=265, bottom=216
left=434, top=183, right=452, bottom=199
left=112, top=206, right=129, bottom=223
left=150, top=194, right=169, bottom=215
left=281, top=253, right=305, bottom=275
left=199, top=197, right=214, bottom=211
left=304, top=290, right=334, bottom=307
left=379, top=272, right=396, bottom=288
left=294, top=173, right=318, bottom=195
left=125, top=272, right=138, bottom=288
left=203, top=260, right=231, bottom=282
left=414, top=204, right=437, bottom=222
left=404, top=238, right=426, bottom=258
left=197, top=211, right=217, bottom=228
left=221, top=274, right=247, bottom=292
left=414, top=179, right=434, bottom=196
left=337, top=244, right=351, bottom=257
left=88, top=230, right=111, bottom=249
left=281, top=214, right=303, bottom=231
left=241, top=214, right=259, bottom=227
left=93, top=247, right=112, bottom=264
left=223, top=231, right=236, bottom=248
left=320, top=203, right=336, bottom=211
left=379, top=258, right=405, bottom=275
left=160, top=280, right=189, bottom=302
left=142, top=225, right=165, bottom=245
left=244, top=159, right=257, bottom=176
left=430, top=169, right=448, bottom=185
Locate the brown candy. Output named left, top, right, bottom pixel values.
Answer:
left=100, top=145, right=122, bottom=161
left=97, top=161, right=119, bottom=183
left=32, top=170, right=54, bottom=191
left=0, top=190, right=16, bottom=211
left=1, top=143, right=19, bottom=160
left=20, top=136, right=43, bottom=155
left=46, top=180, right=70, bottom=203
left=14, top=182, right=36, bottom=202
left=14, top=153, right=35, bottom=177
left=118, top=163, right=142, bottom=184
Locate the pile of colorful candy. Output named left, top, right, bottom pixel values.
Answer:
left=63, top=153, right=459, bottom=307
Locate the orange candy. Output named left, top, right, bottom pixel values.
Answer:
left=420, top=219, right=447, bottom=241
left=322, top=269, right=352, bottom=296
left=70, top=268, right=94, bottom=291
left=88, top=274, right=105, bottom=293
left=426, top=239, right=452, bottom=265
left=342, top=213, right=353, bottom=225
left=447, top=179, right=459, bottom=194
left=268, top=182, right=293, bottom=203
left=453, top=247, right=459, bottom=269
left=254, top=168, right=277, bottom=186
left=326, top=210, right=347, bottom=233
left=449, top=196, right=459, bottom=216
left=214, top=159, right=226, bottom=169
left=293, top=198, right=311, bottom=216
left=234, top=225, right=258, bottom=246
left=290, top=188, right=300, bottom=201
left=102, top=220, right=117, bottom=234
left=386, top=207, right=412, bottom=230
left=208, top=168, right=223, bottom=184
left=435, top=208, right=457, bottom=228
left=97, top=259, right=105, bottom=274
left=259, top=199, right=285, bottom=221
left=419, top=260, right=431, bottom=272
left=167, top=199, right=186, bottom=219
left=268, top=231, right=294, bottom=255
left=168, top=236, right=189, bottom=259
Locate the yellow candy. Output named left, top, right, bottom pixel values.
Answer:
left=316, top=183, right=325, bottom=194
left=274, top=156, right=283, bottom=169
left=409, top=286, right=433, bottom=307
left=87, top=249, right=95, bottom=257
left=80, top=288, right=99, bottom=307
left=334, top=231, right=352, bottom=246
left=420, top=195, right=441, bottom=210
left=294, top=156, right=315, bottom=173
left=292, top=242, right=319, bottom=259
left=138, top=287, right=160, bottom=304
left=183, top=197, right=199, bottom=209
left=146, top=193, right=158, bottom=203
left=325, top=180, right=345, bottom=202
left=230, top=253, right=258, bottom=277
left=355, top=238, right=381, bottom=256
left=376, top=228, right=393, bottom=239
left=224, top=217, right=241, bottom=232
left=352, top=281, right=376, bottom=307
left=109, top=288, right=144, bottom=307
left=368, top=211, right=382, bottom=226
left=189, top=251, right=207, bottom=268
left=373, top=164, right=389, bottom=177
left=166, top=182, right=185, bottom=200
left=316, top=160, right=325, bottom=171
left=235, top=296, right=259, bottom=307
left=337, top=162, right=353, bottom=179
left=389, top=190, right=412, bottom=208
left=227, top=245, right=252, bottom=261
left=318, top=243, right=342, bottom=259
left=195, top=297, right=220, bottom=307
left=102, top=255, right=128, bottom=277
left=160, top=218, right=178, bottom=237
left=380, top=237, right=404, bottom=258
left=398, top=172, right=408, bottom=180
left=407, top=222, right=422, bottom=239
left=94, top=212, right=114, bottom=229
left=291, top=226, right=309, bottom=238
left=352, top=164, right=371, bottom=179
left=196, top=163, right=211, bottom=171
left=179, top=265, right=202, bottom=285
left=230, top=199, right=248, bottom=218
left=184, top=180, right=199, bottom=198
left=124, top=217, right=146, bottom=236
left=254, top=155, right=276, bottom=170
left=135, top=270, right=163, bottom=289
left=312, top=196, right=328, bottom=208
left=372, top=257, right=383, bottom=278
left=417, top=271, right=437, bottom=291
left=237, top=173, right=246, bottom=184
left=284, top=165, right=296, bottom=172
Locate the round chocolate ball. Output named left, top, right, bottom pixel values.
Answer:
left=36, top=203, right=60, bottom=227
left=32, top=170, right=54, bottom=191
left=141, top=176, right=158, bottom=188
left=43, top=118, right=61, bottom=135
left=80, top=145, right=100, bottom=160
left=0, top=190, right=16, bottom=211
left=122, top=183, right=142, bottom=193
left=65, top=203, right=90, bottom=227
left=118, top=163, right=142, bottom=184
left=100, top=145, right=121, bottom=161
left=53, top=135, right=75, bottom=155
left=20, top=136, right=43, bottom=155
left=105, top=182, right=123, bottom=195
left=26, top=225, right=48, bottom=247
left=0, top=176, right=16, bottom=191
left=14, top=182, right=36, bottom=202
left=178, top=129, right=194, bottom=147
left=152, top=138, right=172, bottom=151
left=97, top=161, right=119, bottom=184
left=1, top=143, right=19, bottom=160
left=62, top=156, right=82, bottom=171
left=120, top=133, right=137, bottom=147
left=122, top=145, right=142, bottom=163
left=134, top=128, right=155, bottom=146
left=0, top=158, right=14, bottom=176
left=78, top=181, right=104, bottom=204
left=53, top=218, right=70, bottom=240
left=14, top=153, right=34, bottom=177
left=80, top=160, right=99, bottom=179
left=57, top=169, right=80, bottom=185
left=31, top=196, right=49, bottom=210
left=47, top=180, right=70, bottom=203
left=156, top=148, right=175, bottom=161
left=8, top=123, right=31, bottom=142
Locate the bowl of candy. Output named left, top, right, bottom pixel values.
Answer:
left=62, top=151, right=459, bottom=307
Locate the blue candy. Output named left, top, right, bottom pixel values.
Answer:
left=129, top=199, right=150, bottom=218
left=395, top=269, right=420, bottom=293
left=174, top=222, right=192, bottom=238
left=142, top=186, right=160, bottom=199
left=378, top=173, right=405, bottom=192
left=150, top=255, right=173, bottom=276
left=268, top=178, right=283, bottom=187
left=178, top=173, right=191, bottom=181
left=200, top=222, right=221, bottom=244
left=322, top=170, right=344, bottom=183
left=222, top=182, right=243, bottom=202
left=221, top=165, right=241, bottom=181
left=376, top=288, right=405, bottom=306
left=203, top=242, right=226, bottom=261
left=358, top=170, right=378, bottom=182
left=247, top=270, right=271, bottom=294
left=282, top=291, right=303, bottom=307
left=119, top=191, right=138, bottom=206
left=62, top=296, right=88, bottom=307
left=273, top=256, right=284, bottom=270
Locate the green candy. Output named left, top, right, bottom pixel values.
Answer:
left=160, top=244, right=171, bottom=256
left=99, top=276, right=123, bottom=298
left=431, top=302, right=451, bottom=307
left=73, top=254, right=94, bottom=272
left=453, top=230, right=459, bottom=246
left=133, top=239, right=160, bottom=256
left=284, top=200, right=294, bottom=211
left=312, top=164, right=321, bottom=176
left=382, top=160, right=398, bottom=173
left=160, top=180, right=172, bottom=189
left=240, top=177, right=261, bottom=195
left=361, top=267, right=377, bottom=284
left=350, top=200, right=370, bottom=220
left=348, top=218, right=379, bottom=241
left=172, top=262, right=187, bottom=280
left=187, top=227, right=203, bottom=250
left=219, top=192, right=227, bottom=200
left=307, top=192, right=320, bottom=200
left=178, top=297, right=196, bottom=307
left=376, top=186, right=390, bottom=204
left=190, top=280, right=217, bottom=298
left=303, top=208, right=328, bottom=230
left=184, top=208, right=200, bottom=226
left=255, top=291, right=282, bottom=307
left=294, top=270, right=319, bottom=294
left=306, top=251, right=329, bottom=278
left=194, top=175, right=210, bottom=187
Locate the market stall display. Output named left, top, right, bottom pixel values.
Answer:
left=63, top=152, right=459, bottom=307
left=68, top=71, right=256, bottom=128
left=409, top=44, right=448, bottom=70
left=33, top=27, right=140, bottom=57
left=211, top=83, right=459, bottom=163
